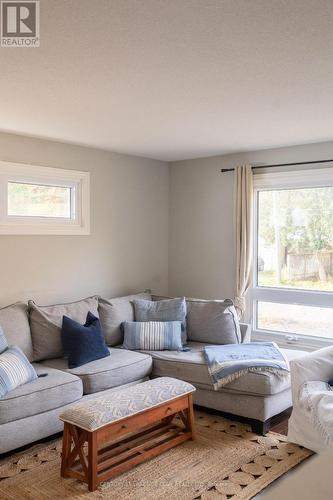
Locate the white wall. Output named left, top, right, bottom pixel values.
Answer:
left=0, top=133, right=169, bottom=306
left=169, top=141, right=333, bottom=302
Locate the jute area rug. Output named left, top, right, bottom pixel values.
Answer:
left=0, top=410, right=312, bottom=500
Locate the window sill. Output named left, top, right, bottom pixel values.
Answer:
left=252, top=328, right=333, bottom=352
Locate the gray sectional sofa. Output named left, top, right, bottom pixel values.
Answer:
left=0, top=293, right=305, bottom=454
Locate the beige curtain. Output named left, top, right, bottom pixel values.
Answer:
left=234, top=165, right=253, bottom=319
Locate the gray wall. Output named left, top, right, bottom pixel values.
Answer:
left=0, top=133, right=169, bottom=306
left=2, top=132, right=333, bottom=309
left=169, top=141, right=333, bottom=301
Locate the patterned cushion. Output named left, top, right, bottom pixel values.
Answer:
left=122, top=321, right=183, bottom=351
left=133, top=297, right=187, bottom=343
left=0, top=346, right=37, bottom=397
left=0, top=326, right=8, bottom=354
left=60, top=377, right=195, bottom=431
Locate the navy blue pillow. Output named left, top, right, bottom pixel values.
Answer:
left=61, top=312, right=110, bottom=369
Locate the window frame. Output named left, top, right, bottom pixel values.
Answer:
left=252, top=166, right=333, bottom=350
left=0, top=161, right=90, bottom=235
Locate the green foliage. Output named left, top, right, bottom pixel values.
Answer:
left=259, top=271, right=333, bottom=291
left=259, top=187, right=333, bottom=254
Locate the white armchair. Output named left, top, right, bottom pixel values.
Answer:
left=288, top=346, right=333, bottom=453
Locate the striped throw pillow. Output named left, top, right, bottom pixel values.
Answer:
left=0, top=325, right=8, bottom=354
left=0, top=346, right=37, bottom=397
left=122, top=321, right=183, bottom=351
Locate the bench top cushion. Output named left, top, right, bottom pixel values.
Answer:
left=60, top=377, right=195, bottom=431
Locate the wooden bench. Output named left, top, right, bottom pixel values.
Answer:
left=60, top=377, right=196, bottom=491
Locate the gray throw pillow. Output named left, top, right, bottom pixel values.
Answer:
left=186, top=298, right=241, bottom=344
left=133, top=297, right=187, bottom=343
left=0, top=302, right=33, bottom=361
left=98, top=291, right=151, bottom=346
left=29, top=296, right=99, bottom=361
left=0, top=325, right=8, bottom=354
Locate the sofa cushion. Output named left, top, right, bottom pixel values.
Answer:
left=186, top=299, right=241, bottom=344
left=98, top=291, right=151, bottom=346
left=29, top=296, right=99, bottom=361
left=0, top=364, right=83, bottom=424
left=144, top=342, right=306, bottom=396
left=41, top=348, right=153, bottom=394
left=0, top=302, right=33, bottom=361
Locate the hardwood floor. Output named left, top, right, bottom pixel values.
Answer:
left=270, top=408, right=291, bottom=436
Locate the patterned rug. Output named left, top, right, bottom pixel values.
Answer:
left=0, top=411, right=312, bottom=500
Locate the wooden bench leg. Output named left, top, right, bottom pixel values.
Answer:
left=187, top=394, right=196, bottom=440
left=61, top=422, right=71, bottom=478
left=88, top=431, right=98, bottom=492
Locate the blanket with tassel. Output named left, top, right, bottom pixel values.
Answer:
left=203, top=342, right=290, bottom=390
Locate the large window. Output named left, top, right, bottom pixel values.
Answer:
left=0, top=162, right=90, bottom=235
left=252, top=167, right=333, bottom=348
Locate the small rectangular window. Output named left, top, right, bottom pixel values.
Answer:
left=8, top=182, right=73, bottom=219
left=0, top=162, right=90, bottom=235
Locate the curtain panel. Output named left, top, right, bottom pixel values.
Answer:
left=234, top=165, right=253, bottom=318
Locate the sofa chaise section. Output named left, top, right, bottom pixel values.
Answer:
left=143, top=342, right=306, bottom=433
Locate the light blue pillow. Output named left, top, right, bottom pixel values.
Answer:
left=0, top=325, right=8, bottom=354
left=0, top=346, right=37, bottom=397
left=133, top=297, right=187, bottom=343
left=122, top=321, right=183, bottom=351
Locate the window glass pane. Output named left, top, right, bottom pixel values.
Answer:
left=258, top=186, right=333, bottom=292
left=8, top=182, right=72, bottom=218
left=257, top=301, right=333, bottom=338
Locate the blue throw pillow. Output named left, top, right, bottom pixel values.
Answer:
left=0, top=346, right=37, bottom=397
left=62, top=312, right=110, bottom=369
left=133, top=297, right=187, bottom=343
left=122, top=321, right=183, bottom=351
left=0, top=325, right=8, bottom=354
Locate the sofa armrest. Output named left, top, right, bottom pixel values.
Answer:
left=290, top=346, right=333, bottom=403
left=240, top=323, right=251, bottom=343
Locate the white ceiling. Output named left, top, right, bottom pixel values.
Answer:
left=1, top=0, right=333, bottom=161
